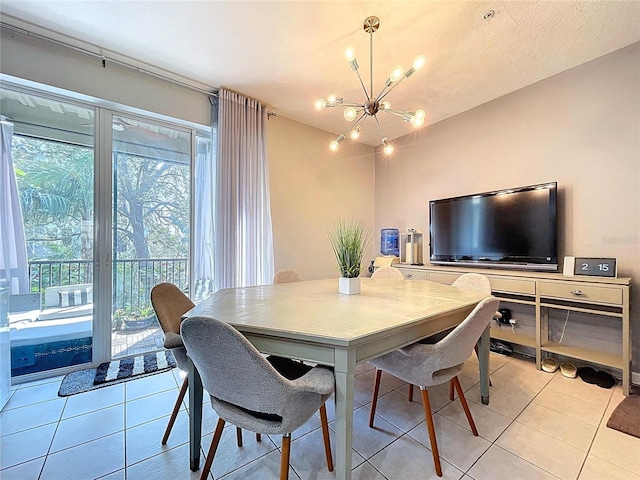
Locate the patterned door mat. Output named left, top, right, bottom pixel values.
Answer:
left=58, top=351, right=176, bottom=396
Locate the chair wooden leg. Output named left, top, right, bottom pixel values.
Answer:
left=162, top=376, right=188, bottom=445
left=200, top=418, right=225, bottom=480
left=280, top=433, right=291, bottom=480
left=449, top=380, right=454, bottom=400
left=452, top=376, right=478, bottom=436
left=420, top=387, right=443, bottom=477
left=236, top=426, right=243, bottom=447
left=319, top=403, right=334, bottom=471
left=256, top=433, right=262, bottom=442
left=369, top=369, right=383, bottom=428
left=408, top=383, right=414, bottom=402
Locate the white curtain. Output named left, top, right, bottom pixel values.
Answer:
left=213, top=89, right=274, bottom=290
left=0, top=117, right=29, bottom=294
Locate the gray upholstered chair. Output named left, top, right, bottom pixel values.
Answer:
left=273, top=268, right=304, bottom=284
left=451, top=272, right=492, bottom=294
left=181, top=315, right=335, bottom=480
left=368, top=296, right=500, bottom=477
left=151, top=282, right=252, bottom=447
left=407, top=272, right=496, bottom=402
left=371, top=266, right=404, bottom=279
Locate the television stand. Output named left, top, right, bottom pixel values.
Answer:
left=394, top=264, right=632, bottom=395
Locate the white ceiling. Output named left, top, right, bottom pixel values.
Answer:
left=1, top=1, right=639, bottom=147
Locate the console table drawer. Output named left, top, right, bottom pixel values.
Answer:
left=428, top=272, right=459, bottom=285
left=539, top=281, right=623, bottom=305
left=399, top=270, right=427, bottom=281
left=489, top=277, right=536, bottom=295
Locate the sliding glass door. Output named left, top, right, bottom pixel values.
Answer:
left=1, top=88, right=95, bottom=378
left=1, top=80, right=212, bottom=381
left=111, top=114, right=191, bottom=359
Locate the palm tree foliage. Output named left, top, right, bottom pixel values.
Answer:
left=13, top=137, right=93, bottom=260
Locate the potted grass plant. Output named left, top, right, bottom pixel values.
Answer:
left=329, top=218, right=370, bottom=295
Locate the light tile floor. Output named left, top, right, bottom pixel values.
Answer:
left=1, top=353, right=638, bottom=480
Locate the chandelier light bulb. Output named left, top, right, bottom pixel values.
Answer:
left=330, top=134, right=345, bottom=152
left=410, top=117, right=424, bottom=128
left=343, top=107, right=357, bottom=121
left=383, top=139, right=394, bottom=155
left=390, top=65, right=404, bottom=82
left=327, top=94, right=337, bottom=106
left=413, top=55, right=427, bottom=70
left=345, top=48, right=359, bottom=70
left=380, top=100, right=391, bottom=110
left=314, top=98, right=327, bottom=110
left=350, top=126, right=361, bottom=140
left=410, top=108, right=426, bottom=127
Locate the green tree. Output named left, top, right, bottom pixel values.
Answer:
left=13, top=136, right=94, bottom=261
left=114, top=153, right=189, bottom=259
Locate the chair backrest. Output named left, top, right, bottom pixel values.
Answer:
left=371, top=266, right=404, bottom=279
left=181, top=316, right=333, bottom=434
left=431, top=297, right=499, bottom=372
left=150, top=282, right=195, bottom=336
left=273, top=269, right=304, bottom=284
left=451, top=273, right=491, bottom=295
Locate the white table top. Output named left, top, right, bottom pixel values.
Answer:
left=186, top=278, right=486, bottom=347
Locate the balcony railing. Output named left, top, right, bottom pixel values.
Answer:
left=28, top=258, right=189, bottom=310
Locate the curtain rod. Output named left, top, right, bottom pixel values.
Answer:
left=1, top=21, right=218, bottom=97
left=2, top=21, right=278, bottom=117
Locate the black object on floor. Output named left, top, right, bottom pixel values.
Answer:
left=577, top=366, right=616, bottom=389
left=490, top=340, right=513, bottom=356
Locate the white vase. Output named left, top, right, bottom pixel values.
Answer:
left=339, top=277, right=361, bottom=295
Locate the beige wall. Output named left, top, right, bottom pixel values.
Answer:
left=375, top=42, right=640, bottom=371
left=267, top=116, right=375, bottom=280
left=0, top=30, right=209, bottom=126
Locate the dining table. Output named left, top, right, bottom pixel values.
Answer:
left=183, top=277, right=491, bottom=480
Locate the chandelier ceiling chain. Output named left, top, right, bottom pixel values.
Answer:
left=314, top=15, right=426, bottom=155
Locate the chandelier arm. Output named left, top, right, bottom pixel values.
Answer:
left=373, top=114, right=386, bottom=143
left=341, top=101, right=366, bottom=108
left=354, top=69, right=370, bottom=100
left=369, top=28, right=374, bottom=99
left=335, top=112, right=368, bottom=140
left=349, top=112, right=368, bottom=134
left=374, top=84, right=392, bottom=102
left=377, top=75, right=409, bottom=103
left=381, top=109, right=404, bottom=119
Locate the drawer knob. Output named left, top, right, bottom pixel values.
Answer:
left=405, top=274, right=412, bottom=278
left=571, top=290, right=584, bottom=296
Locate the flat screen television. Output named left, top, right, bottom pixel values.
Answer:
left=429, top=182, right=558, bottom=271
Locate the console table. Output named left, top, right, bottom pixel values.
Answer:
left=394, top=264, right=632, bottom=395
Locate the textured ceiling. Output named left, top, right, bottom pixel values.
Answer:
left=1, top=1, right=639, bottom=147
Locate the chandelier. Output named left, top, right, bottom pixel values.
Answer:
left=314, top=16, right=426, bottom=155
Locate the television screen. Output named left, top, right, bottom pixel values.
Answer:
left=429, top=182, right=558, bottom=271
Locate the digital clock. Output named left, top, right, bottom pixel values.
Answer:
left=565, top=257, right=617, bottom=278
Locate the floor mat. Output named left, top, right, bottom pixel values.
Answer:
left=606, top=394, right=640, bottom=439
left=58, top=350, right=176, bottom=396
